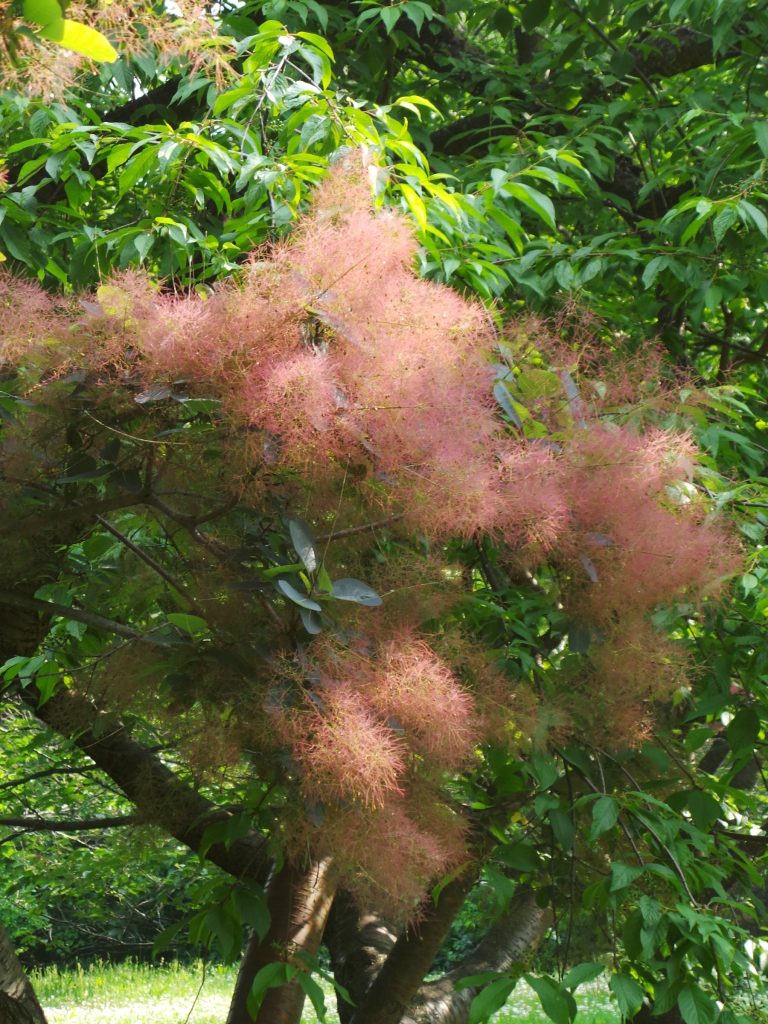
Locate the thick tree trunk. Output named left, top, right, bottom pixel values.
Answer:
left=0, top=921, right=47, bottom=1024
left=329, top=886, right=549, bottom=1024
left=227, top=857, right=336, bottom=1024
left=326, top=889, right=399, bottom=1024
left=347, top=865, right=480, bottom=1024
left=403, top=888, right=550, bottom=1024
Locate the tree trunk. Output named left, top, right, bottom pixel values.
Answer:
left=329, top=886, right=549, bottom=1024
left=325, top=889, right=399, bottom=1024
left=347, top=864, right=480, bottom=1024
left=227, top=857, right=336, bottom=1024
left=403, top=888, right=550, bottom=1024
left=0, top=921, right=47, bottom=1024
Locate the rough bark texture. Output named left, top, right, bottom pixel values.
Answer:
left=227, top=858, right=336, bottom=1024
left=403, top=888, right=550, bottom=1024
left=347, top=866, right=480, bottom=1024
left=31, top=685, right=269, bottom=884
left=0, top=921, right=47, bottom=1024
left=328, top=886, right=549, bottom=1024
left=326, top=890, right=399, bottom=1024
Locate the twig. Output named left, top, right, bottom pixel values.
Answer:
left=0, top=814, right=140, bottom=831
left=96, top=514, right=200, bottom=613
left=0, top=764, right=97, bottom=792
left=315, top=513, right=404, bottom=543
left=0, top=589, right=170, bottom=646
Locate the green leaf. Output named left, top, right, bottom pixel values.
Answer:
left=739, top=199, right=768, bottom=238
left=297, top=972, right=328, bottom=1020
left=712, top=206, right=738, bottom=245
left=529, top=751, right=559, bottom=789
left=117, top=147, right=156, bottom=197
left=677, top=985, right=717, bottom=1024
left=642, top=256, right=669, bottom=288
left=591, top=795, right=619, bottom=838
left=23, top=0, right=62, bottom=25
left=38, top=19, right=118, bottom=61
left=639, top=895, right=662, bottom=927
left=167, top=613, right=208, bottom=635
left=685, top=790, right=721, bottom=831
left=106, top=142, right=136, bottom=174
left=469, top=976, right=517, bottom=1024
left=288, top=516, right=318, bottom=573
left=379, top=6, right=401, bottom=34
left=525, top=974, right=576, bottom=1024
left=247, top=962, right=291, bottom=1018
left=315, top=564, right=333, bottom=595
left=276, top=579, right=322, bottom=611
left=754, top=121, right=768, bottom=158
left=609, top=972, right=645, bottom=1017
left=402, top=2, right=427, bottom=33
left=610, top=862, right=644, bottom=892
left=504, top=181, right=557, bottom=231
left=562, top=962, right=604, bottom=991
left=726, top=707, right=760, bottom=752
left=549, top=808, right=574, bottom=851
left=233, top=886, right=271, bottom=941
left=521, top=0, right=551, bottom=31
left=151, top=918, right=186, bottom=958
left=331, top=578, right=382, bottom=607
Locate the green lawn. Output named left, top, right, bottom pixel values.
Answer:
left=32, top=960, right=619, bottom=1024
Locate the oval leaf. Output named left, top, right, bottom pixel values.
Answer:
left=287, top=516, right=318, bottom=573
left=591, top=795, right=619, bottom=838
left=525, top=974, right=575, bottom=1024
left=276, top=578, right=322, bottom=611
left=609, top=972, right=645, bottom=1018
left=39, top=18, right=118, bottom=61
left=331, top=578, right=382, bottom=607
left=678, top=985, right=717, bottom=1024
left=299, top=607, right=324, bottom=634
left=469, top=976, right=517, bottom=1024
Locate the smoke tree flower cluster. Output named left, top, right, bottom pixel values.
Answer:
left=0, top=157, right=738, bottom=913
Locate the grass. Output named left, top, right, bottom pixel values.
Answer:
left=32, top=960, right=619, bottom=1024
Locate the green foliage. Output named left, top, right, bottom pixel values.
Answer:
left=1, top=3, right=767, bottom=1022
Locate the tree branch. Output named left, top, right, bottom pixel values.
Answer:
left=95, top=514, right=202, bottom=614
left=0, top=764, right=97, bottom=792
left=348, top=863, right=480, bottom=1024
left=0, top=589, right=169, bottom=646
left=0, top=815, right=140, bottom=832
left=315, top=514, right=404, bottom=543
left=29, top=686, right=270, bottom=883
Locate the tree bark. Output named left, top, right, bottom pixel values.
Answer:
left=30, top=685, right=270, bottom=884
left=0, top=920, right=47, bottom=1024
left=227, top=857, right=336, bottom=1024
left=329, top=886, right=549, bottom=1024
left=347, top=865, right=479, bottom=1024
left=1, top=601, right=269, bottom=885
left=325, top=889, right=399, bottom=1024
left=403, top=888, right=550, bottom=1024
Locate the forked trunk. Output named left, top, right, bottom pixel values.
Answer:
left=325, top=889, right=399, bottom=1024
left=346, top=864, right=479, bottom=1024
left=329, top=886, right=549, bottom=1024
left=0, top=921, right=47, bottom=1024
left=403, top=887, right=550, bottom=1024
left=227, top=857, right=336, bottom=1024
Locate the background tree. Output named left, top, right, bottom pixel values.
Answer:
left=1, top=4, right=767, bottom=1024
